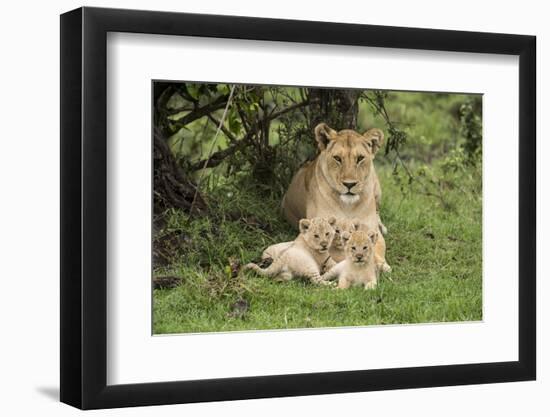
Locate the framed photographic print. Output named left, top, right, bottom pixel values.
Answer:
left=60, top=6, right=536, bottom=410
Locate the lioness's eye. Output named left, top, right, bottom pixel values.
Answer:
left=333, top=156, right=342, bottom=163
left=357, top=155, right=365, bottom=163
left=325, top=232, right=330, bottom=236
left=314, top=234, right=319, bottom=238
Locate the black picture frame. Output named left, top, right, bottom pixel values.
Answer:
left=60, top=6, right=536, bottom=410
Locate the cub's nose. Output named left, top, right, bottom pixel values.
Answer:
left=342, top=181, right=358, bottom=190
left=355, top=254, right=364, bottom=260
left=321, top=242, right=328, bottom=249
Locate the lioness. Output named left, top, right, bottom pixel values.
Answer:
left=282, top=123, right=390, bottom=270
left=245, top=217, right=336, bottom=285
left=322, top=230, right=379, bottom=290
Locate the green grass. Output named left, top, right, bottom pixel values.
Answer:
left=153, top=165, right=482, bottom=334
left=154, top=90, right=482, bottom=334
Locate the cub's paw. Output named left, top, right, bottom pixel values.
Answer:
left=315, top=279, right=336, bottom=287
left=364, top=281, right=377, bottom=290
left=275, top=272, right=293, bottom=282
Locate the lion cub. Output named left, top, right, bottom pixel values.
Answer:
left=322, top=230, right=379, bottom=289
left=261, top=218, right=358, bottom=269
left=246, top=217, right=336, bottom=285
left=330, top=218, right=361, bottom=263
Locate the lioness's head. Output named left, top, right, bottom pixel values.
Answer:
left=332, top=218, right=361, bottom=250
left=299, top=216, right=336, bottom=254
left=345, top=230, right=378, bottom=265
left=315, top=123, right=384, bottom=205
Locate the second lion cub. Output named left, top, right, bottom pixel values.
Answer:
left=322, top=230, right=379, bottom=289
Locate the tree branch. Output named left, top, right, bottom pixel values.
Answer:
left=190, top=141, right=244, bottom=171
left=268, top=98, right=312, bottom=121
left=170, top=94, right=230, bottom=127
left=191, top=98, right=314, bottom=171
left=206, top=114, right=238, bottom=143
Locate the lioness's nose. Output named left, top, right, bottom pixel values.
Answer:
left=343, top=181, right=357, bottom=190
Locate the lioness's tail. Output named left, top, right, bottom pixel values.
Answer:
left=244, top=261, right=281, bottom=278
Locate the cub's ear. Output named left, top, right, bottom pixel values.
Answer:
left=368, top=230, right=379, bottom=244
left=363, top=128, right=384, bottom=154
left=327, top=216, right=337, bottom=226
left=315, top=123, right=337, bottom=150
left=299, top=219, right=311, bottom=233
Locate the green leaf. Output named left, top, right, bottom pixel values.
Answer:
left=227, top=110, right=242, bottom=135
left=187, top=84, right=200, bottom=100
left=217, top=84, right=230, bottom=95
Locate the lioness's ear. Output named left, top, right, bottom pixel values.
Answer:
left=368, top=230, right=378, bottom=244
left=352, top=218, right=361, bottom=231
left=299, top=219, right=311, bottom=233
left=327, top=216, right=337, bottom=226
left=315, top=123, right=337, bottom=150
left=363, top=128, right=384, bottom=154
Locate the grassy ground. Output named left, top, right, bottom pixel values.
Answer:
left=153, top=163, right=482, bottom=334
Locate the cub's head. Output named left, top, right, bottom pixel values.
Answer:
left=315, top=123, right=384, bottom=205
left=299, top=216, right=336, bottom=254
left=332, top=218, right=361, bottom=250
left=345, top=230, right=378, bottom=265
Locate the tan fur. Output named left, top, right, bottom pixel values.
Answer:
left=329, top=218, right=360, bottom=262
left=262, top=217, right=359, bottom=266
left=322, top=230, right=379, bottom=290
left=282, top=123, right=390, bottom=269
left=262, top=241, right=292, bottom=261
left=355, top=223, right=391, bottom=274
left=246, top=217, right=336, bottom=285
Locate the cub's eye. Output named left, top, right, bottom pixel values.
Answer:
left=351, top=246, right=356, bottom=251
left=333, top=156, right=342, bottom=163
left=357, top=155, right=365, bottom=163
left=335, top=229, right=340, bottom=234
left=325, top=232, right=330, bottom=236
left=314, top=234, right=319, bottom=239
left=363, top=246, right=367, bottom=250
